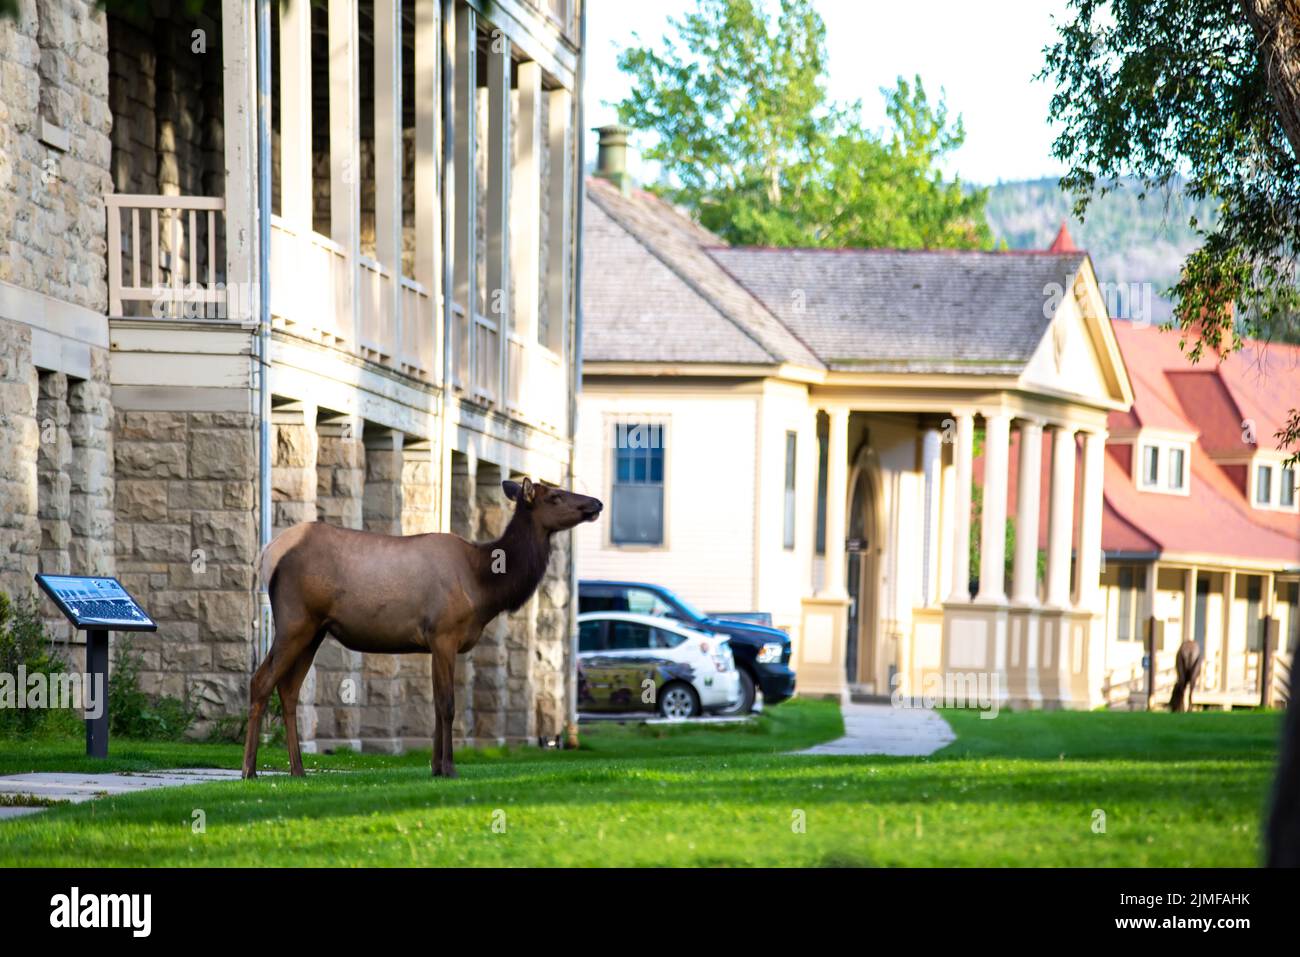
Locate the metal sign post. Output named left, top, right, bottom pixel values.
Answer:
left=34, top=575, right=157, bottom=758
left=85, top=628, right=110, bottom=758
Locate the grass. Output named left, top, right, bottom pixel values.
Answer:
left=0, top=702, right=1281, bottom=867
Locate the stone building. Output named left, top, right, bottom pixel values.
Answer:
left=1, top=0, right=585, bottom=749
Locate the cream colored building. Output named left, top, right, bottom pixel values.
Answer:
left=576, top=148, right=1135, bottom=709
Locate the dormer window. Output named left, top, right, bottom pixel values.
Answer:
left=1169, top=448, right=1186, bottom=490
left=1136, top=440, right=1191, bottom=495
left=1257, top=464, right=1273, bottom=505
left=1254, top=461, right=1298, bottom=512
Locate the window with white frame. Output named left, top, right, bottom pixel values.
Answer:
left=610, top=422, right=665, bottom=545
left=1257, top=464, right=1273, bottom=505
left=783, top=431, right=797, bottom=550
left=1253, top=461, right=1299, bottom=511
left=1136, top=441, right=1191, bottom=494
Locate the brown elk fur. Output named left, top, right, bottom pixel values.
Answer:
left=1168, top=639, right=1203, bottom=712
left=241, top=478, right=601, bottom=779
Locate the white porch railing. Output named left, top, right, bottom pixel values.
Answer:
left=108, top=196, right=565, bottom=425
left=106, top=194, right=227, bottom=319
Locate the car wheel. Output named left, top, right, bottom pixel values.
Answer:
left=658, top=682, right=700, bottom=719
left=714, top=668, right=756, bottom=716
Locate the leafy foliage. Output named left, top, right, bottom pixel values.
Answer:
left=615, top=0, right=990, bottom=249
left=1041, top=0, right=1300, bottom=459
left=108, top=637, right=198, bottom=741
left=0, top=593, right=80, bottom=737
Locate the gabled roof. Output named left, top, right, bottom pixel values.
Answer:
left=1101, top=320, right=1300, bottom=567
left=582, top=178, right=823, bottom=369
left=707, top=246, right=1090, bottom=374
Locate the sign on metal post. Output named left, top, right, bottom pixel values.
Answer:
left=34, top=575, right=157, bottom=758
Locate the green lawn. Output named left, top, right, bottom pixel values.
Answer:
left=0, top=703, right=1281, bottom=867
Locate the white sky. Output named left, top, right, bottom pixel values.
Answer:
left=583, top=0, right=1074, bottom=186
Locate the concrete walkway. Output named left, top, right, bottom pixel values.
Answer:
left=793, top=702, right=955, bottom=757
left=0, top=768, right=246, bottom=819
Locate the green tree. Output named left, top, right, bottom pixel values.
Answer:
left=1041, top=0, right=1300, bottom=460
left=615, top=0, right=990, bottom=249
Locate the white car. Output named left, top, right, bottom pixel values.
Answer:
left=576, top=612, right=740, bottom=718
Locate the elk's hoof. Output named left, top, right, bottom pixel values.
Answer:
left=241, top=769, right=258, bottom=780
left=433, top=764, right=459, bottom=779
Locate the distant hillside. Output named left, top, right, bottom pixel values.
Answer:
left=982, top=177, right=1218, bottom=324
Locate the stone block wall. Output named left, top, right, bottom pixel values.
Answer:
left=0, top=317, right=115, bottom=665
left=0, top=320, right=42, bottom=604
left=0, top=0, right=113, bottom=311
left=113, top=409, right=257, bottom=738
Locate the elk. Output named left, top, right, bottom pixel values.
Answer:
left=1168, top=638, right=1203, bottom=712
left=242, top=478, right=602, bottom=779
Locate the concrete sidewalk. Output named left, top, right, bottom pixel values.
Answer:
left=793, top=701, right=955, bottom=757
left=0, top=768, right=247, bottom=819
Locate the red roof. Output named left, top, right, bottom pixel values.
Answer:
left=1102, top=320, right=1300, bottom=566
left=1047, top=220, right=1078, bottom=253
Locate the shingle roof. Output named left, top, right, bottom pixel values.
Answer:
left=707, top=246, right=1090, bottom=374
left=582, top=178, right=823, bottom=368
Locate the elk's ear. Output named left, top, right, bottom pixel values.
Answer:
left=503, top=478, right=536, bottom=506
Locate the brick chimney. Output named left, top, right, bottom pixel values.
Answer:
left=594, top=123, right=633, bottom=194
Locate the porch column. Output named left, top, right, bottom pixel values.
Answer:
left=977, top=412, right=1011, bottom=602
left=485, top=27, right=512, bottom=402
left=375, top=0, right=403, bottom=358
left=921, top=426, right=942, bottom=606
left=545, top=86, right=573, bottom=355
left=279, top=0, right=312, bottom=229
left=330, top=0, right=361, bottom=342
left=414, top=0, right=441, bottom=377
left=822, top=408, right=850, bottom=597
left=452, top=3, right=478, bottom=389
left=221, top=0, right=256, bottom=318
left=947, top=411, right=974, bottom=602
left=1012, top=419, right=1043, bottom=603
left=513, top=61, right=542, bottom=346
left=1074, top=428, right=1106, bottom=611
left=1045, top=424, right=1077, bottom=607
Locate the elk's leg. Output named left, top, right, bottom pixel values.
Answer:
left=431, top=646, right=458, bottom=778
left=278, top=636, right=324, bottom=778
left=242, top=617, right=317, bottom=779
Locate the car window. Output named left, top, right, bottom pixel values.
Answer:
left=579, top=593, right=626, bottom=614
left=627, top=588, right=676, bottom=618
left=578, top=620, right=605, bottom=652
left=650, top=627, right=687, bottom=649
left=609, top=620, right=654, bottom=650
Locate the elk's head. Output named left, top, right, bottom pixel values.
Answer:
left=503, top=478, right=603, bottom=532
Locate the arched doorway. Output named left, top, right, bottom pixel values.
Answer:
left=845, top=457, right=879, bottom=689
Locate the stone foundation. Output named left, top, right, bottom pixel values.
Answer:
left=113, top=408, right=257, bottom=738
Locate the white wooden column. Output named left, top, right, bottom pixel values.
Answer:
left=1012, top=419, right=1044, bottom=604
left=452, top=3, right=477, bottom=388
left=977, top=412, right=1011, bottom=601
left=948, top=411, right=974, bottom=602
left=512, top=61, right=541, bottom=345
left=823, top=408, right=850, bottom=597
left=375, top=0, right=402, bottom=360
left=222, top=0, right=256, bottom=318
left=279, top=0, right=312, bottom=228
left=330, top=0, right=361, bottom=343
left=1046, top=424, right=1077, bottom=607
left=545, top=86, right=572, bottom=356
left=485, top=28, right=512, bottom=403
left=921, top=426, right=942, bottom=606
left=414, top=0, right=440, bottom=377
left=1074, top=428, right=1106, bottom=611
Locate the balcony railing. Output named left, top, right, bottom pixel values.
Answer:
left=108, top=194, right=566, bottom=431
left=106, top=194, right=227, bottom=319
